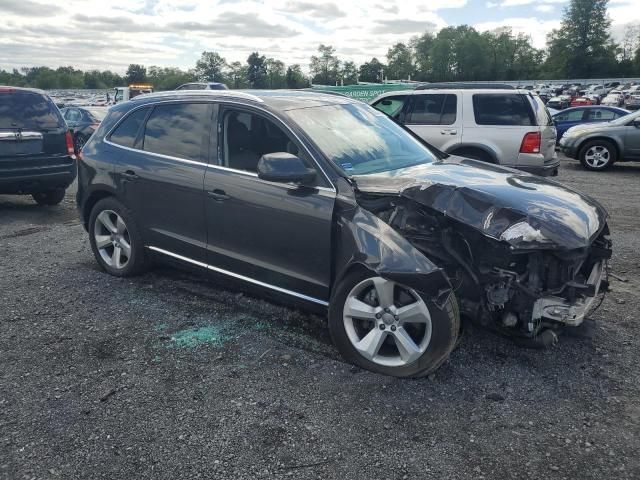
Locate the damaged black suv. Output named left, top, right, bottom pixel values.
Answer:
left=77, top=90, right=611, bottom=378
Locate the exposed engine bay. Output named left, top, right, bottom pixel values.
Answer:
left=354, top=188, right=612, bottom=347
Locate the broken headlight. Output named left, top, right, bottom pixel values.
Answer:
left=500, top=221, right=555, bottom=248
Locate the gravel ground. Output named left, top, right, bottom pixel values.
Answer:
left=1, top=157, right=639, bottom=480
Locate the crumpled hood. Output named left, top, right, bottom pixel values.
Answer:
left=353, top=157, right=608, bottom=250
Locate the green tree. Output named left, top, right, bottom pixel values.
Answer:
left=309, top=44, right=341, bottom=85
left=285, top=64, right=308, bottom=88
left=147, top=66, right=197, bottom=90
left=358, top=58, right=385, bottom=83
left=226, top=61, right=249, bottom=88
left=340, top=61, right=359, bottom=85
left=265, top=58, right=286, bottom=88
left=126, top=64, right=147, bottom=84
left=246, top=52, right=268, bottom=88
left=195, top=51, right=226, bottom=82
left=411, top=32, right=434, bottom=81
left=544, top=0, right=617, bottom=78
left=386, top=42, right=414, bottom=80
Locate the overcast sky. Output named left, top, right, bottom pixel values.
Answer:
left=1, top=0, right=639, bottom=73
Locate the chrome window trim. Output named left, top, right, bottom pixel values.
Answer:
left=0, top=131, right=44, bottom=140
left=147, top=246, right=329, bottom=307
left=104, top=98, right=337, bottom=192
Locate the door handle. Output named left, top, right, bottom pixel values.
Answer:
left=208, top=189, right=230, bottom=201
left=122, top=170, right=138, bottom=180
left=440, top=129, right=458, bottom=135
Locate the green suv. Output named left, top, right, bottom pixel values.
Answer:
left=559, top=109, right=640, bottom=170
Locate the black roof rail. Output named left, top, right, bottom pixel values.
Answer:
left=415, top=82, right=515, bottom=90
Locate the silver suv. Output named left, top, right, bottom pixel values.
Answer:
left=371, top=86, right=560, bottom=176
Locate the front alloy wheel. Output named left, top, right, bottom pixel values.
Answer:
left=580, top=140, right=616, bottom=171
left=329, top=272, right=459, bottom=377
left=343, top=277, right=432, bottom=367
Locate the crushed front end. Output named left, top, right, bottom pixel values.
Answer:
left=353, top=162, right=612, bottom=346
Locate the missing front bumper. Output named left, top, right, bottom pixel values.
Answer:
left=532, top=261, right=606, bottom=327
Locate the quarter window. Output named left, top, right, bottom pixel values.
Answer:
left=142, top=103, right=211, bottom=162
left=109, top=107, right=149, bottom=148
left=473, top=94, right=534, bottom=126
left=406, top=94, right=457, bottom=125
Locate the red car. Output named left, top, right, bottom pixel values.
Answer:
left=571, top=97, right=594, bottom=107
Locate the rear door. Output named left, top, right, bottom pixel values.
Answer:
left=0, top=90, right=69, bottom=177
left=553, top=108, right=587, bottom=139
left=403, top=92, right=461, bottom=151
left=108, top=102, right=212, bottom=263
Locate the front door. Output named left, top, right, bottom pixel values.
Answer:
left=109, top=102, right=212, bottom=263
left=203, top=105, right=335, bottom=302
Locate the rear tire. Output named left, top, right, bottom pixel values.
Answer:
left=88, top=197, right=148, bottom=277
left=328, top=270, right=459, bottom=378
left=32, top=188, right=65, bottom=206
left=579, top=140, right=616, bottom=171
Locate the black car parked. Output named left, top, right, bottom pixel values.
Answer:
left=77, top=90, right=611, bottom=377
left=0, top=87, right=76, bottom=205
left=60, top=106, right=107, bottom=153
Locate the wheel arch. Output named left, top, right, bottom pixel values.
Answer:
left=447, top=144, right=498, bottom=163
left=82, top=187, right=119, bottom=230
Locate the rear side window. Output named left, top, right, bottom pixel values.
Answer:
left=473, top=94, right=534, bottom=126
left=587, top=109, right=618, bottom=121
left=143, top=103, right=211, bottom=162
left=109, top=108, right=149, bottom=148
left=555, top=110, right=584, bottom=122
left=0, top=92, right=62, bottom=129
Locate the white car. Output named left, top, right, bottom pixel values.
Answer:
left=370, top=85, right=559, bottom=176
left=601, top=92, right=624, bottom=107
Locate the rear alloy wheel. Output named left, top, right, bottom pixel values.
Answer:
left=329, top=272, right=459, bottom=377
left=32, top=188, right=65, bottom=206
left=579, top=140, right=616, bottom=171
left=89, top=198, right=148, bottom=277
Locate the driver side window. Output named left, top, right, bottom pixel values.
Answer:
left=221, top=110, right=300, bottom=173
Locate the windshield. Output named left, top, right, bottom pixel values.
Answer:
left=286, top=103, right=438, bottom=175
left=0, top=92, right=61, bottom=129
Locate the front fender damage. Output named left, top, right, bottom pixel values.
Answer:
left=332, top=178, right=453, bottom=310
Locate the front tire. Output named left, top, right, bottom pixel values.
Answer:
left=579, top=140, right=616, bottom=171
left=88, top=197, right=148, bottom=277
left=32, top=188, right=65, bottom=206
left=328, top=271, right=459, bottom=378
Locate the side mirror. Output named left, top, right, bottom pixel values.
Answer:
left=257, top=152, right=316, bottom=185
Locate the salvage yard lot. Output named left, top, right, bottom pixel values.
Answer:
left=1, top=157, right=639, bottom=479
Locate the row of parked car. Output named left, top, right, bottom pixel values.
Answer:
left=541, top=82, right=640, bottom=111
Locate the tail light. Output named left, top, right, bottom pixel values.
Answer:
left=520, top=132, right=541, bottom=154
left=65, top=131, right=76, bottom=158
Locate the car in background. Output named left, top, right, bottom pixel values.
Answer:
left=546, top=95, right=571, bottom=110
left=77, top=89, right=611, bottom=376
left=625, top=93, right=640, bottom=111
left=571, top=97, right=594, bottom=107
left=370, top=84, right=559, bottom=176
left=60, top=106, right=108, bottom=152
left=559, top=109, right=640, bottom=170
left=0, top=86, right=76, bottom=205
left=175, top=82, right=228, bottom=91
left=621, top=84, right=640, bottom=99
left=552, top=106, right=629, bottom=141
left=601, top=92, right=624, bottom=107
left=605, top=81, right=620, bottom=90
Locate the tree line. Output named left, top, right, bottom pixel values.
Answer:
left=1, top=0, right=639, bottom=91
